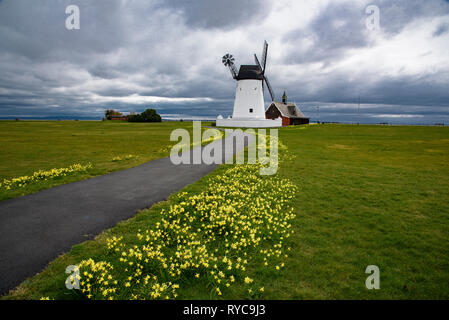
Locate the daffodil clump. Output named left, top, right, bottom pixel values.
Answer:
left=111, top=155, right=138, bottom=162
left=0, top=163, right=92, bottom=191
left=76, top=259, right=117, bottom=300
left=66, top=156, right=297, bottom=300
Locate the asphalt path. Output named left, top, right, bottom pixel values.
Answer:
left=0, top=131, right=254, bottom=295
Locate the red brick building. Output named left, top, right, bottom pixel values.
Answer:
left=265, top=101, right=310, bottom=126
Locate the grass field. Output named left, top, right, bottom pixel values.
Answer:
left=0, top=121, right=207, bottom=201
left=277, top=124, right=449, bottom=299
left=2, top=123, right=449, bottom=299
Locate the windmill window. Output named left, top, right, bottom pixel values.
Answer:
left=249, top=108, right=254, bottom=113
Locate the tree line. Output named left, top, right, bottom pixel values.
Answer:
left=105, top=109, right=162, bottom=122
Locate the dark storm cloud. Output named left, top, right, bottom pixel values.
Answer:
left=0, top=0, right=448, bottom=124
left=283, top=2, right=369, bottom=65
left=274, top=65, right=449, bottom=110
left=274, top=0, right=449, bottom=120
left=0, top=0, right=129, bottom=61
left=283, top=0, right=449, bottom=65
left=376, top=0, right=449, bottom=35
left=160, top=0, right=271, bottom=29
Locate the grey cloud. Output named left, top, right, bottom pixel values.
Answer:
left=0, top=0, right=132, bottom=69
left=277, top=70, right=449, bottom=108
left=433, top=23, right=449, bottom=36
left=160, top=0, right=271, bottom=29
left=283, top=0, right=449, bottom=65
left=283, top=2, right=369, bottom=65
left=0, top=0, right=448, bottom=124
left=376, top=0, right=449, bottom=35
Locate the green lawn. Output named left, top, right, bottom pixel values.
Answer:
left=275, top=124, right=449, bottom=299
left=0, top=121, right=205, bottom=201
left=2, top=123, right=449, bottom=299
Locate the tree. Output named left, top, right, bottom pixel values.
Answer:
left=128, top=109, right=162, bottom=123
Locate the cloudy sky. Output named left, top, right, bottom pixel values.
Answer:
left=0, top=0, right=448, bottom=124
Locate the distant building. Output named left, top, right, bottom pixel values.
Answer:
left=110, top=115, right=129, bottom=121
left=265, top=91, right=310, bottom=126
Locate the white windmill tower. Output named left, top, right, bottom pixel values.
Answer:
left=216, top=41, right=282, bottom=128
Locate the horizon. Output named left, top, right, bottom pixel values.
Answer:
left=0, top=101, right=447, bottom=125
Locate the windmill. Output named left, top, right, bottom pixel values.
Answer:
left=218, top=41, right=280, bottom=127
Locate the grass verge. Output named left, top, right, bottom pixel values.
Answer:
left=0, top=121, right=217, bottom=201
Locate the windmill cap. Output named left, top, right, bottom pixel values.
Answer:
left=236, top=65, right=264, bottom=80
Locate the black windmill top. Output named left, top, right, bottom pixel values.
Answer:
left=236, top=65, right=264, bottom=80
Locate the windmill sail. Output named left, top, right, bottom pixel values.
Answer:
left=261, top=41, right=268, bottom=72
left=264, top=74, right=275, bottom=101
left=255, top=52, right=274, bottom=101
left=229, top=65, right=238, bottom=79
left=254, top=54, right=262, bottom=71
left=222, top=54, right=238, bottom=79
